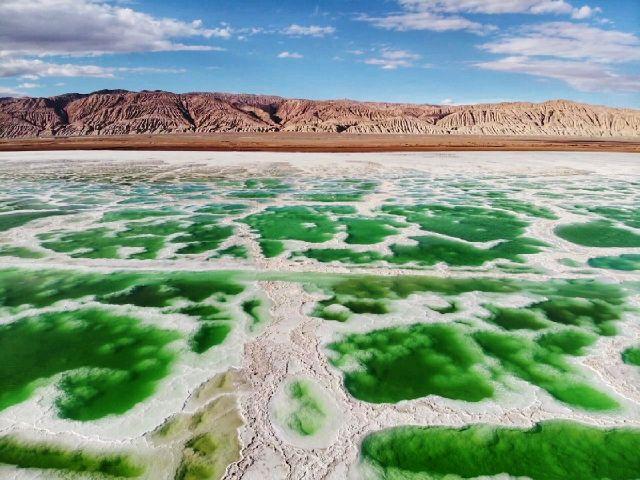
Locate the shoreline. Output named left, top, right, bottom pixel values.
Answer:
left=1, top=132, right=639, bottom=153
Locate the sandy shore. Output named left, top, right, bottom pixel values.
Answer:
left=1, top=132, right=639, bottom=153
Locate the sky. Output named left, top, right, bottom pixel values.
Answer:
left=0, top=0, right=639, bottom=107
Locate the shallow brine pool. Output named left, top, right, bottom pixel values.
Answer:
left=0, top=151, right=638, bottom=480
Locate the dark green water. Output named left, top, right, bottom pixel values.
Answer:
left=361, top=421, right=640, bottom=480
left=0, top=308, right=179, bottom=420
left=0, top=436, right=143, bottom=477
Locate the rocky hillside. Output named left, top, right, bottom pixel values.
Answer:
left=1, top=90, right=638, bottom=138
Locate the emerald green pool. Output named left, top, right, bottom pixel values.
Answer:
left=361, top=421, right=640, bottom=480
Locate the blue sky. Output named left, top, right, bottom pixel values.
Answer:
left=1, top=0, right=639, bottom=107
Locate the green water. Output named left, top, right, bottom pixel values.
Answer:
left=242, top=298, right=266, bottom=328
left=298, top=179, right=375, bottom=202
left=210, top=244, right=249, bottom=259
left=40, top=224, right=170, bottom=259
left=381, top=205, right=528, bottom=242
left=190, top=323, right=231, bottom=354
left=196, top=203, right=248, bottom=215
left=0, top=436, right=143, bottom=477
left=315, top=274, right=629, bottom=409
left=172, top=216, right=234, bottom=255
left=533, top=297, right=622, bottom=336
left=537, top=330, right=597, bottom=356
left=227, top=190, right=277, bottom=199
left=0, top=246, right=44, bottom=259
left=0, top=268, right=246, bottom=361
left=388, top=235, right=545, bottom=267
left=300, top=192, right=365, bottom=202
left=40, top=215, right=234, bottom=259
left=341, top=217, right=404, bottom=244
left=586, top=206, right=640, bottom=229
left=101, top=207, right=183, bottom=222
left=259, top=239, right=285, bottom=258
left=555, top=221, right=640, bottom=247
left=329, top=321, right=616, bottom=409
left=361, top=421, right=640, bottom=480
left=285, top=379, right=327, bottom=436
left=622, top=347, right=640, bottom=366
left=0, top=197, right=63, bottom=212
left=304, top=235, right=545, bottom=267
left=302, top=248, right=385, bottom=265
left=489, top=195, right=558, bottom=220
left=225, top=178, right=290, bottom=199
left=473, top=330, right=617, bottom=410
left=0, top=308, right=179, bottom=420
left=329, top=323, right=494, bottom=404
left=0, top=211, right=71, bottom=232
left=484, top=305, right=549, bottom=331
left=176, top=304, right=234, bottom=354
left=589, top=254, right=640, bottom=271
left=483, top=296, right=625, bottom=337
left=242, top=206, right=338, bottom=256
left=310, top=275, right=627, bottom=325
left=97, top=273, right=244, bottom=309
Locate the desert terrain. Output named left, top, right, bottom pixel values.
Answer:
left=1, top=132, right=640, bottom=153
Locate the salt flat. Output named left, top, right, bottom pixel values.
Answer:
left=0, top=151, right=638, bottom=480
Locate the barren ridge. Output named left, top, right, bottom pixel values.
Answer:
left=1, top=90, right=639, bottom=138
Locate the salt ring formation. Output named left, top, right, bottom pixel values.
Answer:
left=0, top=150, right=638, bottom=480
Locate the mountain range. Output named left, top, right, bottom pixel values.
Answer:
left=1, top=90, right=639, bottom=138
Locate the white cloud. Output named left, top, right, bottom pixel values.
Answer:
left=0, top=58, right=187, bottom=79
left=476, top=22, right=640, bottom=93
left=116, top=67, right=186, bottom=74
left=476, top=56, right=640, bottom=92
left=282, top=24, right=336, bottom=37
left=0, top=0, right=228, bottom=57
left=480, top=22, right=640, bottom=63
left=0, top=58, right=115, bottom=78
left=398, top=0, right=598, bottom=17
left=361, top=11, right=491, bottom=34
left=401, top=1, right=557, bottom=14
left=441, top=98, right=455, bottom=105
left=364, top=1, right=601, bottom=35
left=277, top=51, right=304, bottom=59
left=0, top=86, right=24, bottom=97
left=17, top=82, right=41, bottom=88
left=571, top=5, right=601, bottom=18
left=365, top=49, right=421, bottom=69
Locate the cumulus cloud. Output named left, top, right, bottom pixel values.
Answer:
left=476, top=56, right=640, bottom=92
left=0, top=0, right=228, bottom=57
left=399, top=0, right=600, bottom=18
left=282, top=24, right=336, bottom=37
left=0, top=86, right=24, bottom=97
left=17, top=82, right=41, bottom=89
left=571, top=5, right=601, bottom=18
left=398, top=0, right=577, bottom=15
left=363, top=1, right=601, bottom=34
left=362, top=11, right=491, bottom=34
left=479, top=22, right=640, bottom=63
left=0, top=58, right=187, bottom=79
left=364, top=49, right=421, bottom=69
left=277, top=51, right=304, bottom=59
left=0, top=58, right=115, bottom=78
left=476, top=22, right=640, bottom=92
